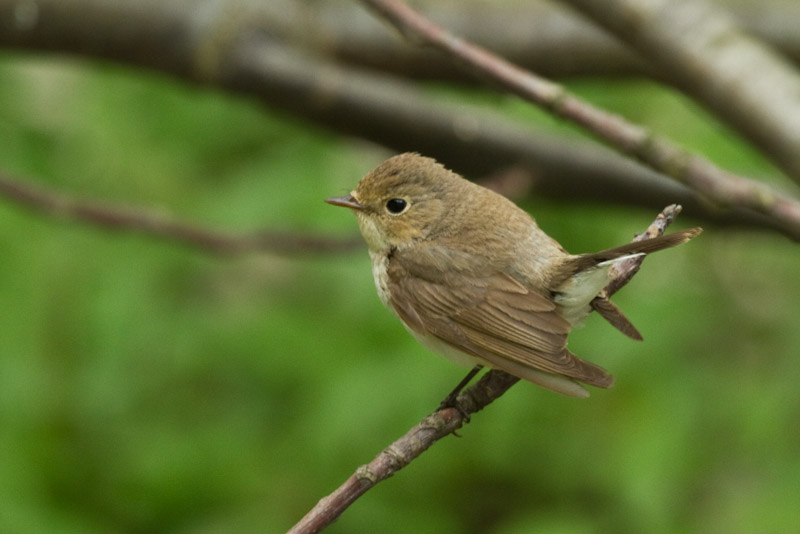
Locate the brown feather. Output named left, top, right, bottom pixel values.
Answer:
left=550, top=228, right=702, bottom=287
left=386, top=252, right=614, bottom=393
left=591, top=297, right=643, bottom=341
left=327, top=152, right=702, bottom=397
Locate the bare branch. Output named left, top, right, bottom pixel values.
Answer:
left=558, top=0, right=800, bottom=184
left=228, top=40, right=800, bottom=238
left=359, top=0, right=800, bottom=240
left=0, top=171, right=361, bottom=256
left=286, top=205, right=684, bottom=534
left=4, top=0, right=800, bottom=82
left=0, top=0, right=798, bottom=238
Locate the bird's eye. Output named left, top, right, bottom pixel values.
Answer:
left=385, top=198, right=408, bottom=214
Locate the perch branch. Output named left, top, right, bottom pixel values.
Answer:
left=359, top=0, right=800, bottom=238
left=286, top=205, right=684, bottom=534
left=0, top=170, right=361, bottom=255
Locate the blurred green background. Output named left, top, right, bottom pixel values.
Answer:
left=1, top=51, right=799, bottom=534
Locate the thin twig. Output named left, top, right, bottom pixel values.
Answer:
left=359, top=0, right=800, bottom=239
left=595, top=203, right=685, bottom=299
left=0, top=171, right=361, bottom=255
left=286, top=205, right=683, bottom=534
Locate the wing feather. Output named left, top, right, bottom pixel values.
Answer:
left=386, top=251, right=613, bottom=393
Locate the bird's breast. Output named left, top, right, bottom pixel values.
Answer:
left=369, top=250, right=393, bottom=310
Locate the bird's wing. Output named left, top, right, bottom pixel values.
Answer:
left=386, top=252, right=613, bottom=396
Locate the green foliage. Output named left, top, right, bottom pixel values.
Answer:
left=1, top=55, right=799, bottom=534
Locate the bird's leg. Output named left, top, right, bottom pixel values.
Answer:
left=437, top=365, right=483, bottom=420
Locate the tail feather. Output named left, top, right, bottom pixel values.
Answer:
left=550, top=227, right=701, bottom=338
left=553, top=227, right=701, bottom=283
left=591, top=296, right=643, bottom=340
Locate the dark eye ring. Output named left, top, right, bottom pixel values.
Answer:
left=385, top=198, right=408, bottom=214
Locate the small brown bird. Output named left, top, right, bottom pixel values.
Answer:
left=326, top=153, right=701, bottom=397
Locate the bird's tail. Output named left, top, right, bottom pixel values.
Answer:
left=550, top=228, right=701, bottom=285
left=570, top=227, right=702, bottom=274
left=550, top=227, right=702, bottom=339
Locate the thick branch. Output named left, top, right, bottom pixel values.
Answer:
left=558, top=0, right=800, bottom=184
left=0, top=171, right=361, bottom=255
left=4, top=0, right=800, bottom=82
left=258, top=0, right=800, bottom=81
left=360, top=0, right=800, bottom=240
left=225, top=40, right=800, bottom=238
left=287, top=205, right=683, bottom=534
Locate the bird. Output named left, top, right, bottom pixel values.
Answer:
left=326, top=153, right=701, bottom=398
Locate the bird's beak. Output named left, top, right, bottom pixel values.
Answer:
left=325, top=194, right=364, bottom=211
